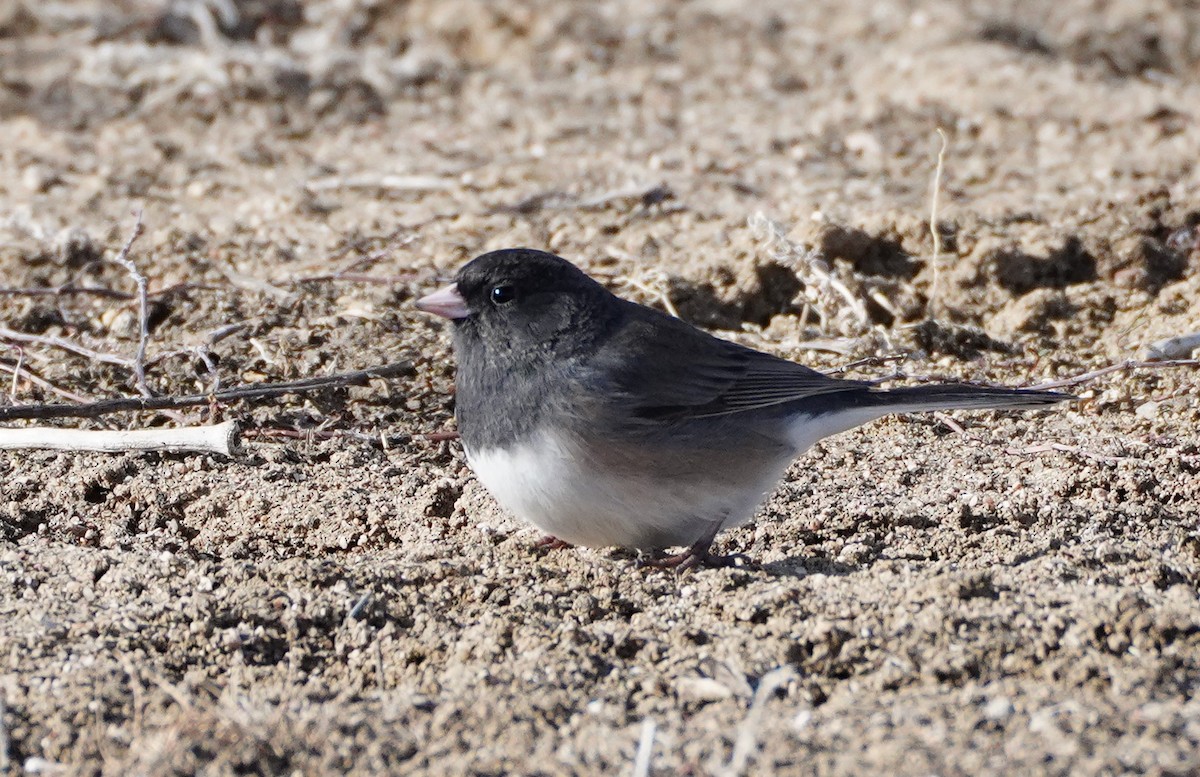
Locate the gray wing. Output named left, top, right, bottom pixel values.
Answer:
left=593, top=302, right=869, bottom=421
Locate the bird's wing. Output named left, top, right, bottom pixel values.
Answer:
left=592, top=303, right=869, bottom=421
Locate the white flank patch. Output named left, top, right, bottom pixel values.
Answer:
left=784, top=407, right=894, bottom=452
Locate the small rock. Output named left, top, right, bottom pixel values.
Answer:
left=983, top=695, right=1015, bottom=722
left=1135, top=401, right=1159, bottom=420
left=675, top=676, right=735, bottom=702
left=837, top=541, right=871, bottom=565
left=989, top=288, right=1073, bottom=336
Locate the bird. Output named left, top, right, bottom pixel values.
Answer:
left=416, top=248, right=1072, bottom=569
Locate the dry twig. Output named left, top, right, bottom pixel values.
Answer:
left=865, top=356, right=1198, bottom=395
left=283, top=232, right=418, bottom=286
left=1006, top=442, right=1131, bottom=464
left=420, top=429, right=461, bottom=442
left=246, top=427, right=380, bottom=445
left=0, top=325, right=133, bottom=367
left=0, top=361, right=414, bottom=422
left=576, top=182, right=671, bottom=210
left=290, top=272, right=420, bottom=286
left=216, top=262, right=294, bottom=302
left=0, top=284, right=132, bottom=301
left=822, top=353, right=911, bottom=376
left=1026, top=358, right=1200, bottom=392
left=0, top=360, right=92, bottom=404
left=107, top=211, right=151, bottom=396
left=932, top=411, right=972, bottom=438
left=494, top=182, right=671, bottom=215
left=148, top=281, right=225, bottom=299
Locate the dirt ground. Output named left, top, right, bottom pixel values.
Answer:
left=2, top=0, right=1199, bottom=774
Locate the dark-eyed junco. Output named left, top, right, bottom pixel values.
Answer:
left=417, top=248, right=1072, bottom=568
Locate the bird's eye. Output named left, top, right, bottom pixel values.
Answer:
left=490, top=284, right=517, bottom=305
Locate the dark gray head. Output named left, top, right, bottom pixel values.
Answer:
left=416, top=248, right=618, bottom=363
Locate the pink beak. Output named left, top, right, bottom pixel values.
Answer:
left=416, top=283, right=471, bottom=319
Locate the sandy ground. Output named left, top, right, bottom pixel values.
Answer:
left=2, top=0, right=1200, bottom=774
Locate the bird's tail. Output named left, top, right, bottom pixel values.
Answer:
left=859, top=383, right=1073, bottom=414
left=786, top=383, right=1073, bottom=451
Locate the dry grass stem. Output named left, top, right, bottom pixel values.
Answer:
left=748, top=212, right=874, bottom=336
left=720, top=667, right=796, bottom=777
left=927, top=128, right=949, bottom=320
left=615, top=267, right=681, bottom=318
left=5, top=345, right=23, bottom=401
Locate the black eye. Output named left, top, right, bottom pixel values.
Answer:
left=490, top=284, right=517, bottom=305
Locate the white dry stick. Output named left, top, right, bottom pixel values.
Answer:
left=720, top=666, right=797, bottom=777
left=0, top=419, right=240, bottom=455
left=631, top=717, right=656, bottom=777
left=1144, top=331, right=1200, bottom=361
left=107, top=210, right=151, bottom=396
left=927, top=128, right=949, bottom=321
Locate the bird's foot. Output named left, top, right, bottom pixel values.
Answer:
left=533, top=534, right=573, bottom=551
left=638, top=543, right=752, bottom=571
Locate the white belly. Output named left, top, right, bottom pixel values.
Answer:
left=465, top=428, right=788, bottom=550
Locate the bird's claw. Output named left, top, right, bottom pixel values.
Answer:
left=533, top=535, right=573, bottom=551
left=638, top=548, right=752, bottom=571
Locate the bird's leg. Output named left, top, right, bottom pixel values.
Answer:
left=640, top=524, right=750, bottom=570
left=534, top=534, right=573, bottom=551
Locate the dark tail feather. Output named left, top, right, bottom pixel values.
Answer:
left=783, top=382, right=1072, bottom=450
left=862, top=383, right=1074, bottom=413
